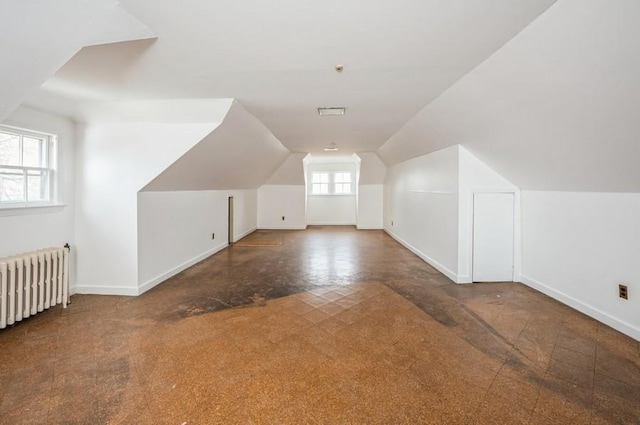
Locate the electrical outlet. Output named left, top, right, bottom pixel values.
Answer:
left=212, top=233, right=215, bottom=240
left=282, top=216, right=285, bottom=221
left=391, top=220, right=394, bottom=226
left=619, top=284, right=628, bottom=300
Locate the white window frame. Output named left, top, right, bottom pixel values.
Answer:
left=309, top=170, right=354, bottom=196
left=0, top=125, right=56, bottom=208
left=333, top=172, right=352, bottom=194
left=311, top=172, right=330, bottom=195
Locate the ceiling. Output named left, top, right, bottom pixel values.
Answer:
left=378, top=0, right=640, bottom=192
left=0, top=0, right=154, bottom=122
left=24, top=0, right=556, bottom=154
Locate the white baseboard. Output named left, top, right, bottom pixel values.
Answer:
left=456, top=275, right=473, bottom=284
left=74, top=242, right=230, bottom=297
left=138, top=242, right=228, bottom=295
left=356, top=225, right=384, bottom=230
left=257, top=224, right=307, bottom=230
left=307, top=222, right=356, bottom=226
left=72, top=285, right=139, bottom=297
left=234, top=226, right=256, bottom=242
left=519, top=274, right=640, bottom=341
left=384, top=227, right=459, bottom=283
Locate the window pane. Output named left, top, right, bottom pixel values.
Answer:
left=312, top=183, right=328, bottom=194
left=0, top=168, right=25, bottom=202
left=23, top=137, right=46, bottom=167
left=27, top=169, right=49, bottom=202
left=334, top=172, right=351, bottom=183
left=335, top=183, right=351, bottom=194
left=312, top=172, right=329, bottom=183
left=0, top=132, right=20, bottom=166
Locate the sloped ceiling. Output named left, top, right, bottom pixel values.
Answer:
left=23, top=0, right=555, bottom=154
left=142, top=101, right=289, bottom=191
left=378, top=0, right=640, bottom=192
left=265, top=153, right=308, bottom=186
left=0, top=0, right=154, bottom=121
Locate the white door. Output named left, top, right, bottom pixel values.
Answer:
left=472, top=193, right=515, bottom=282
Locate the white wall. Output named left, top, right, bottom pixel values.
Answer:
left=457, top=147, right=519, bottom=282
left=0, top=106, right=77, bottom=285
left=520, top=191, right=640, bottom=340
left=307, top=196, right=356, bottom=226
left=231, top=189, right=257, bottom=241
left=258, top=185, right=306, bottom=229
left=137, top=189, right=256, bottom=292
left=257, top=153, right=307, bottom=230
left=357, top=185, right=383, bottom=229
left=357, top=152, right=387, bottom=185
left=384, top=146, right=459, bottom=280
left=74, top=121, right=219, bottom=294
left=306, top=162, right=357, bottom=226
left=356, top=152, right=386, bottom=229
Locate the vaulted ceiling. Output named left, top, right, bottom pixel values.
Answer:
left=378, top=0, right=640, bottom=192
left=23, top=0, right=556, bottom=153
left=6, top=0, right=640, bottom=193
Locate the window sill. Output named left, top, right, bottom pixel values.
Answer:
left=308, top=193, right=355, bottom=197
left=0, top=203, right=67, bottom=217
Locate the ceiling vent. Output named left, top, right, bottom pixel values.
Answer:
left=318, top=107, right=345, bottom=116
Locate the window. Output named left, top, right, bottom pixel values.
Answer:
left=334, top=172, right=352, bottom=194
left=0, top=126, right=54, bottom=206
left=310, top=170, right=354, bottom=195
left=311, top=172, right=329, bottom=194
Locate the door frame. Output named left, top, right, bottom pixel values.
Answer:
left=228, top=196, right=234, bottom=244
left=471, top=191, right=517, bottom=283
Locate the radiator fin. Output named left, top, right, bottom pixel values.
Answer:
left=0, top=246, right=70, bottom=330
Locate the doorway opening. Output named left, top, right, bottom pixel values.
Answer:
left=228, top=196, right=234, bottom=244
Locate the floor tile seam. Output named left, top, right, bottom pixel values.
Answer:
left=592, top=324, right=601, bottom=411
left=552, top=343, right=597, bottom=363
left=531, top=311, right=570, bottom=416
left=545, top=360, right=596, bottom=392
left=470, top=354, right=506, bottom=418
left=591, top=368, right=640, bottom=392
left=548, top=354, right=597, bottom=376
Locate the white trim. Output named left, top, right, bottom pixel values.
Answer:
left=71, top=242, right=229, bottom=297
left=384, top=227, right=460, bottom=283
left=307, top=222, right=356, bottom=226
left=519, top=274, right=640, bottom=341
left=233, top=226, right=256, bottom=243
left=72, top=285, right=139, bottom=297
left=0, top=203, right=66, bottom=217
left=138, top=241, right=228, bottom=295
left=457, top=275, right=472, bottom=284
left=257, top=225, right=307, bottom=230
left=356, top=225, right=383, bottom=230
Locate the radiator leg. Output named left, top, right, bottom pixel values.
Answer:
left=8, top=260, right=16, bottom=326
left=16, top=259, right=23, bottom=322
left=37, top=253, right=44, bottom=313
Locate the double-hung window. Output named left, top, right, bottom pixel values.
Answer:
left=311, top=172, right=330, bottom=194
left=333, top=172, right=352, bottom=194
left=310, top=171, right=354, bottom=195
left=0, top=126, right=54, bottom=206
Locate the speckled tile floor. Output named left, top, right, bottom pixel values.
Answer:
left=1, top=227, right=639, bottom=424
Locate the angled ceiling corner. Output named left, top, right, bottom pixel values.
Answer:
left=143, top=100, right=290, bottom=191
left=0, top=0, right=155, bottom=121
